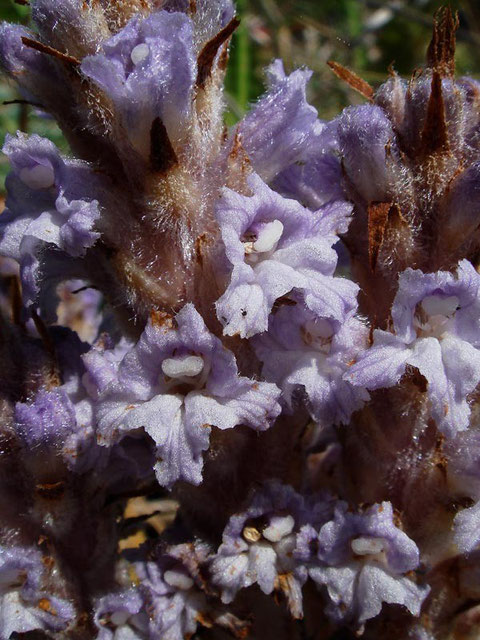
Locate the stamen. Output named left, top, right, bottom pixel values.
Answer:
left=131, top=43, right=150, bottom=66
left=421, top=295, right=459, bottom=318
left=253, top=220, right=284, bottom=253
left=163, top=570, right=194, bottom=591
left=161, top=354, right=204, bottom=379
left=262, top=514, right=295, bottom=542
left=351, top=536, right=385, bottom=556
left=19, top=164, right=55, bottom=190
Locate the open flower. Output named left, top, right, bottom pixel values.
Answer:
left=0, top=133, right=101, bottom=305
left=94, top=304, right=281, bottom=487
left=215, top=172, right=357, bottom=338
left=210, top=481, right=310, bottom=618
left=295, top=501, right=428, bottom=627
left=345, top=260, right=480, bottom=437
left=254, top=302, right=369, bottom=426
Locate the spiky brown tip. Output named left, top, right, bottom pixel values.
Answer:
left=426, top=6, right=459, bottom=77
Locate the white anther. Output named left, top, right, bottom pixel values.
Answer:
left=19, top=164, right=55, bottom=190
left=351, top=536, right=385, bottom=556
left=163, top=570, right=194, bottom=591
left=262, top=515, right=295, bottom=542
left=421, top=295, right=459, bottom=318
left=110, top=610, right=130, bottom=626
left=130, top=43, right=150, bottom=65
left=252, top=220, right=284, bottom=253
left=161, top=355, right=204, bottom=379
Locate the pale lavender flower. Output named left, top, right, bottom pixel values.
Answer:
left=295, top=501, right=428, bottom=627
left=95, top=303, right=281, bottom=487
left=94, top=590, right=148, bottom=640
left=238, top=61, right=324, bottom=183
left=254, top=302, right=369, bottom=426
left=215, top=172, right=357, bottom=338
left=210, top=481, right=310, bottom=618
left=0, top=546, right=75, bottom=637
left=0, top=133, right=101, bottom=305
left=81, top=11, right=195, bottom=158
left=346, top=259, right=480, bottom=438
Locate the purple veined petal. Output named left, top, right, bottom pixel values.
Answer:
left=304, top=273, right=359, bottom=323
left=215, top=273, right=270, bottom=337
left=454, top=500, right=480, bottom=554
left=185, top=380, right=281, bottom=433
left=247, top=544, right=278, bottom=594
left=81, top=11, right=195, bottom=154
left=345, top=330, right=409, bottom=390
left=238, top=62, right=323, bottom=182
left=98, top=393, right=210, bottom=488
left=337, top=103, right=396, bottom=203
left=56, top=195, right=101, bottom=257
left=355, top=565, right=427, bottom=624
left=391, top=266, right=454, bottom=344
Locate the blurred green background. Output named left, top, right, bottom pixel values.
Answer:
left=1, top=0, right=480, bottom=194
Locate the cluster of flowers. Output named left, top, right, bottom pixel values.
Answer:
left=1, top=1, right=480, bottom=638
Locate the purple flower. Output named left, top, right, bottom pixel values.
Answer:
left=95, top=304, right=281, bottom=487
left=254, top=302, right=369, bottom=426
left=133, top=543, right=210, bottom=640
left=14, top=385, right=98, bottom=475
left=0, top=545, right=75, bottom=636
left=0, top=133, right=101, bottom=305
left=345, top=260, right=480, bottom=438
left=210, top=481, right=310, bottom=618
left=238, top=61, right=323, bottom=183
left=94, top=590, right=148, bottom=640
left=81, top=11, right=195, bottom=157
left=215, top=172, right=357, bottom=338
left=0, top=22, right=67, bottom=112
left=295, top=501, right=428, bottom=627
